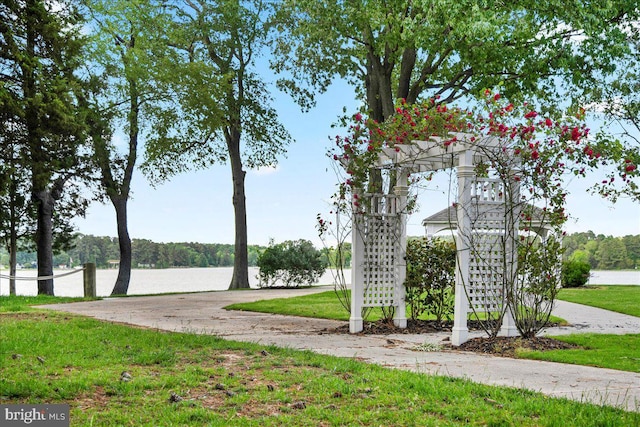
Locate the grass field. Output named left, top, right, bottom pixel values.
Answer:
left=557, top=285, right=640, bottom=317
left=226, top=290, right=567, bottom=324
left=0, top=295, right=98, bottom=312
left=1, top=299, right=637, bottom=426
left=519, top=333, right=640, bottom=372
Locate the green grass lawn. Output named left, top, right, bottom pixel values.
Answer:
left=226, top=290, right=567, bottom=324
left=522, top=333, right=640, bottom=373
left=557, top=285, right=640, bottom=317
left=226, top=290, right=353, bottom=321
left=0, top=295, right=98, bottom=312
left=1, top=304, right=637, bottom=425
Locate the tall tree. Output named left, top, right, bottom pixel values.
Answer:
left=579, top=17, right=640, bottom=202
left=83, top=0, right=173, bottom=295
left=582, top=18, right=640, bottom=139
left=1, top=2, right=33, bottom=295
left=143, top=0, right=291, bottom=289
left=596, top=238, right=629, bottom=269
left=274, top=1, right=637, bottom=122
left=0, top=138, right=33, bottom=295
left=1, top=0, right=90, bottom=295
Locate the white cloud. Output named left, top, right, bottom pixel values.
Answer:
left=251, top=165, right=280, bottom=176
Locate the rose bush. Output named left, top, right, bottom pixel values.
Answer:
left=319, top=91, right=636, bottom=338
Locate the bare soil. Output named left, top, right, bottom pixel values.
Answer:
left=452, top=336, right=579, bottom=357
left=328, top=319, right=578, bottom=357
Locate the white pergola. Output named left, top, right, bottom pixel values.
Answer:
left=349, top=134, right=523, bottom=345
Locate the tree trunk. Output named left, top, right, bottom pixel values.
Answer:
left=8, top=240, right=17, bottom=296
left=34, top=190, right=54, bottom=295
left=110, top=195, right=132, bottom=295
left=227, top=131, right=250, bottom=290
left=107, top=68, right=138, bottom=296
left=8, top=181, right=18, bottom=295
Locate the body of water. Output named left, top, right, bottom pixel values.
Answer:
left=0, top=267, right=344, bottom=297
left=587, top=270, right=640, bottom=285
left=0, top=267, right=637, bottom=297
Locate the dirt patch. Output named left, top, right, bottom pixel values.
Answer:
left=451, top=336, right=580, bottom=357
left=326, top=319, right=574, bottom=357
left=328, top=319, right=486, bottom=335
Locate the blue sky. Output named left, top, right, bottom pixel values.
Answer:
left=73, top=80, right=640, bottom=247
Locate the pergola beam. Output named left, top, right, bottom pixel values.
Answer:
left=377, top=134, right=500, bottom=170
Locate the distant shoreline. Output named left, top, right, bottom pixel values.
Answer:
left=1, top=267, right=637, bottom=298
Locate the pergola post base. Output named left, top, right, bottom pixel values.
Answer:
left=500, top=310, right=519, bottom=337
left=393, top=318, right=407, bottom=328
left=349, top=317, right=363, bottom=333
left=451, top=327, right=469, bottom=347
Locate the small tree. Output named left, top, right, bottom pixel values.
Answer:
left=257, top=240, right=327, bottom=288
left=511, top=236, right=563, bottom=337
left=404, top=238, right=456, bottom=322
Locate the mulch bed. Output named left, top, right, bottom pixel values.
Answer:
left=326, top=319, right=578, bottom=357
left=330, top=318, right=485, bottom=335
left=452, top=336, right=580, bottom=357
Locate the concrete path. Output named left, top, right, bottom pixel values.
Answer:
left=40, top=287, right=640, bottom=412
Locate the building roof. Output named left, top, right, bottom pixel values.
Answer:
left=422, top=204, right=553, bottom=237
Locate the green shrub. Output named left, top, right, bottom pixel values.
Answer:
left=257, top=239, right=327, bottom=287
left=512, top=236, right=564, bottom=338
left=404, top=237, right=456, bottom=321
left=561, top=259, right=591, bottom=288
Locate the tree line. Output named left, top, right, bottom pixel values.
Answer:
left=562, top=232, right=640, bottom=270
left=2, top=0, right=638, bottom=297
left=0, top=235, right=265, bottom=270
left=3, top=232, right=636, bottom=272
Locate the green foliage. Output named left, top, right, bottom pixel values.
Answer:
left=1, top=0, right=95, bottom=295
left=562, top=232, right=640, bottom=270
left=257, top=240, right=327, bottom=288
left=577, top=21, right=640, bottom=202
left=562, top=259, right=592, bottom=288
left=274, top=0, right=638, bottom=119
left=320, top=243, right=352, bottom=269
left=404, top=238, right=456, bottom=322
left=510, top=236, right=564, bottom=338
left=142, top=0, right=292, bottom=180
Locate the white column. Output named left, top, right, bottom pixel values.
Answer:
left=501, top=165, right=520, bottom=337
left=350, top=189, right=365, bottom=333
left=393, top=169, right=408, bottom=329
left=500, top=305, right=518, bottom=336
left=452, top=150, right=474, bottom=346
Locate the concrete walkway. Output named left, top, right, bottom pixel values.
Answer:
left=41, top=287, right=640, bottom=412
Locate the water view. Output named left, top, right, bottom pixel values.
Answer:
left=0, top=267, right=339, bottom=297
left=1, top=267, right=637, bottom=297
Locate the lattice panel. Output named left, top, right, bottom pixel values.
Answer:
left=467, top=231, right=505, bottom=310
left=361, top=213, right=401, bottom=308
left=465, top=179, right=508, bottom=311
